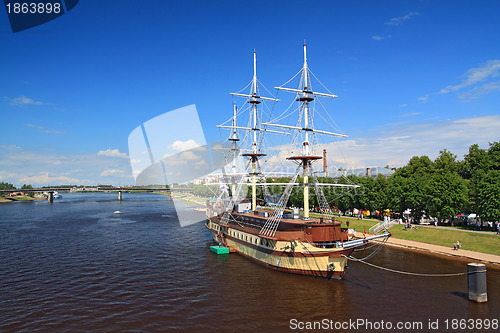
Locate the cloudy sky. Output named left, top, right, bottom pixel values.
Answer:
left=1, top=0, right=499, bottom=186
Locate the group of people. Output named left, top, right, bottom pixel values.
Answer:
left=453, top=240, right=461, bottom=250
left=403, top=221, right=413, bottom=231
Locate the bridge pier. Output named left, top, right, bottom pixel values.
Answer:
left=118, top=191, right=122, bottom=201
left=47, top=191, right=54, bottom=203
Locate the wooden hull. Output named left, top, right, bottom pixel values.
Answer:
left=206, top=219, right=354, bottom=279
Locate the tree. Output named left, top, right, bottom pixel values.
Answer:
left=388, top=156, right=434, bottom=218
left=435, top=149, right=459, bottom=173
left=21, top=184, right=33, bottom=189
left=461, top=141, right=500, bottom=224
left=371, top=174, right=390, bottom=212
left=426, top=172, right=468, bottom=222
left=424, top=151, right=468, bottom=221
left=0, top=182, right=16, bottom=190
left=476, top=170, right=500, bottom=222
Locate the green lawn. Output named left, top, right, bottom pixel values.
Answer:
left=312, top=212, right=500, bottom=256
left=388, top=225, right=500, bottom=256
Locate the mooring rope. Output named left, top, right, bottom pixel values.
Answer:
left=342, top=254, right=467, bottom=277
left=349, top=236, right=389, bottom=261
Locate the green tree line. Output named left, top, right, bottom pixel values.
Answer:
left=255, top=142, right=499, bottom=223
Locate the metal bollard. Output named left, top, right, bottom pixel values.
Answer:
left=467, top=263, right=487, bottom=303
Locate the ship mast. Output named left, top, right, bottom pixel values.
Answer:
left=248, top=50, right=261, bottom=211
left=298, top=43, right=315, bottom=219
left=264, top=44, right=347, bottom=219
left=228, top=103, right=239, bottom=196
left=218, top=51, right=280, bottom=211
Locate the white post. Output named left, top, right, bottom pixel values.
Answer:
left=252, top=159, right=257, bottom=211
left=303, top=43, right=308, bottom=88
left=303, top=44, right=309, bottom=156
left=303, top=163, right=309, bottom=219
left=253, top=51, right=257, bottom=92
left=232, top=104, right=238, bottom=140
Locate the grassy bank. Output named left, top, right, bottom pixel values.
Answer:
left=312, top=212, right=500, bottom=256
left=0, top=195, right=40, bottom=202
left=170, top=193, right=208, bottom=205
left=388, top=224, right=500, bottom=256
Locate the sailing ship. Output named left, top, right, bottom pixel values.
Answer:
left=205, top=45, right=390, bottom=279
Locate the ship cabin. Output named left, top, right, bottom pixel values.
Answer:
left=207, top=199, right=350, bottom=248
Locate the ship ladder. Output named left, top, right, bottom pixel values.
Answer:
left=217, top=231, right=228, bottom=248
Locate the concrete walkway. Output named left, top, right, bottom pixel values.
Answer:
left=356, top=232, right=500, bottom=267
left=419, top=224, right=498, bottom=236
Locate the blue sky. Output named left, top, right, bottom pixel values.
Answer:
left=1, top=0, right=499, bottom=186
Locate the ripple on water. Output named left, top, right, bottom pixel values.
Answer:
left=1, top=192, right=499, bottom=332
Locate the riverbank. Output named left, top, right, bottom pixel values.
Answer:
left=170, top=193, right=208, bottom=206
left=0, top=195, right=43, bottom=202
left=161, top=193, right=500, bottom=260
left=355, top=231, right=500, bottom=268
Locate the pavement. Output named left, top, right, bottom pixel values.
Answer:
left=356, top=232, right=500, bottom=267
left=419, top=224, right=498, bottom=236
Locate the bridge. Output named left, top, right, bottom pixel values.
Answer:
left=0, top=187, right=192, bottom=202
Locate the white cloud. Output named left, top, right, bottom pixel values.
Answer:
left=385, top=12, right=420, bottom=26
left=458, top=80, right=500, bottom=101
left=180, top=151, right=200, bottom=161
left=0, top=150, right=134, bottom=187
left=25, top=124, right=65, bottom=135
left=318, top=115, right=500, bottom=169
left=400, top=112, right=421, bottom=117
left=169, top=139, right=201, bottom=152
left=417, top=96, right=429, bottom=102
left=0, top=171, right=18, bottom=180
left=97, top=148, right=129, bottom=159
left=18, top=172, right=84, bottom=185
left=101, top=169, right=127, bottom=177
left=260, top=115, right=500, bottom=172
left=0, top=144, right=21, bottom=150
left=371, top=35, right=392, bottom=41
left=439, top=60, right=500, bottom=94
left=400, top=104, right=408, bottom=107
left=10, top=96, right=44, bottom=105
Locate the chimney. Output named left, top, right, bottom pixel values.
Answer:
left=323, top=149, right=327, bottom=175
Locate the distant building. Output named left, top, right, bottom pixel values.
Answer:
left=316, top=167, right=395, bottom=179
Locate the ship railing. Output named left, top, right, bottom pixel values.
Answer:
left=343, top=233, right=390, bottom=249
left=369, top=219, right=397, bottom=234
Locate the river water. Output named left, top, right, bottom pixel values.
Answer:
left=1, top=193, right=498, bottom=332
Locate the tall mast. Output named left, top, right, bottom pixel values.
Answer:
left=266, top=44, right=345, bottom=220
left=218, top=51, right=280, bottom=210
left=252, top=50, right=258, bottom=154
left=231, top=103, right=238, bottom=141
left=229, top=103, right=239, bottom=196
left=250, top=50, right=259, bottom=210
left=300, top=43, right=312, bottom=218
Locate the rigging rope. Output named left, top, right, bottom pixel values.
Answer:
left=342, top=254, right=466, bottom=277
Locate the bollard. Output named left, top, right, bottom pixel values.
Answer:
left=467, top=263, right=487, bottom=303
